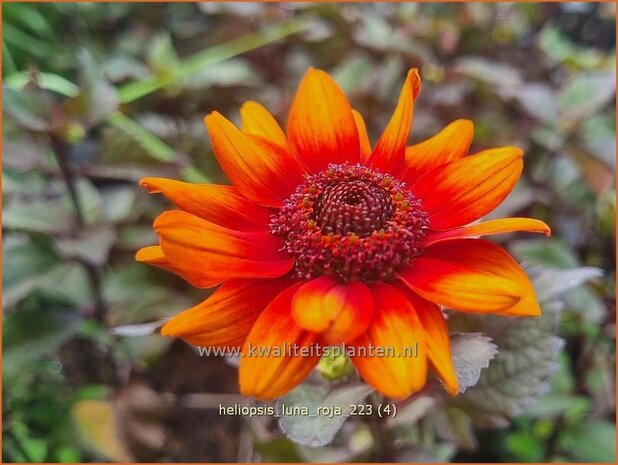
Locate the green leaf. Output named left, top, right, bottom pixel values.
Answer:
left=505, top=431, right=544, bottom=462
left=558, top=71, right=616, bottom=128
left=2, top=235, right=60, bottom=309
left=277, top=383, right=373, bottom=447
left=559, top=420, right=616, bottom=462
left=181, top=59, right=259, bottom=90
left=54, top=225, right=116, bottom=266
left=454, top=56, right=522, bottom=90
left=531, top=266, right=604, bottom=302
left=4, top=72, right=79, bottom=97
left=4, top=177, right=103, bottom=234
left=516, top=83, right=558, bottom=125
left=65, top=76, right=119, bottom=128
left=2, top=196, right=74, bottom=234
left=525, top=393, right=590, bottom=419
left=147, top=33, right=181, bottom=78
left=3, top=305, right=81, bottom=378
left=580, top=114, right=616, bottom=169
left=99, top=184, right=138, bottom=223
left=39, top=262, right=93, bottom=309
left=3, top=86, right=55, bottom=132
left=118, top=16, right=314, bottom=103
left=450, top=333, right=498, bottom=393
left=538, top=25, right=610, bottom=69
left=510, top=238, right=580, bottom=268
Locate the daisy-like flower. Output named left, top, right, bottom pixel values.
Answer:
left=137, top=68, right=550, bottom=400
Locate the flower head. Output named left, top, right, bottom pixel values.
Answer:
left=137, top=68, right=550, bottom=400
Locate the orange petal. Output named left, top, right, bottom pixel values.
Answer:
left=154, top=210, right=293, bottom=288
left=400, top=288, right=458, bottom=395
left=368, top=69, right=421, bottom=176
left=135, top=245, right=219, bottom=286
left=411, top=147, right=524, bottom=230
left=204, top=111, right=304, bottom=207
left=161, top=278, right=292, bottom=348
left=353, top=109, right=372, bottom=162
left=420, top=217, right=551, bottom=247
left=240, top=101, right=289, bottom=149
left=136, top=245, right=167, bottom=267
left=350, top=283, right=427, bottom=399
left=287, top=68, right=359, bottom=172
left=402, top=119, right=474, bottom=185
left=239, top=283, right=320, bottom=400
left=399, top=239, right=540, bottom=316
left=291, top=276, right=373, bottom=345
left=140, top=177, right=271, bottom=232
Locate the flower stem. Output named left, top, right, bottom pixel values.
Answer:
left=48, top=132, right=107, bottom=324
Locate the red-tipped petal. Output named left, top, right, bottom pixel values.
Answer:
left=401, top=288, right=459, bottom=395
left=412, top=147, right=524, bottom=230
left=161, top=278, right=292, bottom=348
left=399, top=239, right=541, bottom=316
left=287, top=68, right=360, bottom=172
left=291, top=276, right=373, bottom=345
left=350, top=283, right=427, bottom=399
left=368, top=69, right=421, bottom=175
left=140, top=177, right=271, bottom=232
left=353, top=109, right=372, bottom=162
left=420, top=217, right=551, bottom=247
left=154, top=210, right=293, bottom=288
left=239, top=283, right=320, bottom=400
left=240, top=100, right=289, bottom=149
left=402, top=119, right=474, bottom=184
left=135, top=245, right=223, bottom=287
left=205, top=111, right=304, bottom=207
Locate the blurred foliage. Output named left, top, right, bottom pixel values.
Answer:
left=2, top=2, right=616, bottom=463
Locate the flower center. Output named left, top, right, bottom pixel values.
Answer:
left=270, top=163, right=430, bottom=283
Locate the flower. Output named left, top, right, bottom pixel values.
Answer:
left=137, top=68, right=550, bottom=400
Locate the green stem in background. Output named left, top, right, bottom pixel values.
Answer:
left=48, top=133, right=85, bottom=228
left=107, top=111, right=177, bottom=162
left=48, top=132, right=108, bottom=324
left=367, top=393, right=395, bottom=461
left=117, top=16, right=314, bottom=104
left=5, top=430, right=34, bottom=463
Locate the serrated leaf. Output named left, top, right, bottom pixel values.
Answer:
left=450, top=333, right=498, bottom=393
left=277, top=383, right=373, bottom=447
left=451, top=312, right=564, bottom=421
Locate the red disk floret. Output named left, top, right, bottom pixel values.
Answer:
left=270, top=163, right=430, bottom=282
